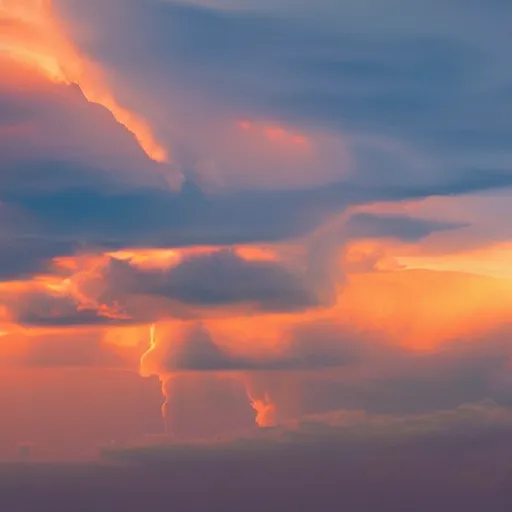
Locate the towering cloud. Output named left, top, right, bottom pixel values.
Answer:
left=2, top=0, right=512, bottom=464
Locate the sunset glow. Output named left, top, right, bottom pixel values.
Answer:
left=0, top=0, right=168, bottom=162
left=1, top=4, right=511, bottom=508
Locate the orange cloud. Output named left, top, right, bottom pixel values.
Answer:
left=247, top=390, right=277, bottom=427
left=237, top=120, right=311, bottom=149
left=5, top=246, right=512, bottom=437
left=107, top=245, right=280, bottom=271
left=396, top=242, right=512, bottom=281
left=4, top=236, right=512, bottom=367
left=0, top=0, right=168, bottom=163
left=334, top=269, right=512, bottom=351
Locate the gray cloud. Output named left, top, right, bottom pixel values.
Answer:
left=5, top=401, right=512, bottom=511
left=106, top=250, right=316, bottom=310
left=97, top=400, right=512, bottom=512
left=344, top=212, right=467, bottom=241
left=151, top=319, right=393, bottom=374
left=0, top=65, right=169, bottom=194
left=276, top=324, right=512, bottom=420
left=102, top=400, right=512, bottom=460
left=61, top=0, right=512, bottom=164
left=1, top=48, right=511, bottom=280
left=0, top=237, right=77, bottom=280
left=0, top=0, right=509, bottom=282
left=3, top=167, right=509, bottom=282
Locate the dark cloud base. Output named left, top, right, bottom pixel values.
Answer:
left=3, top=408, right=512, bottom=511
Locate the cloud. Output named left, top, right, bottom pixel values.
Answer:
left=5, top=400, right=512, bottom=512
left=105, top=250, right=316, bottom=310
left=0, top=1, right=173, bottom=165
left=59, top=0, right=512, bottom=186
left=2, top=249, right=319, bottom=328
left=3, top=0, right=512, bottom=477
left=3, top=168, right=509, bottom=280
left=144, top=316, right=395, bottom=375
left=0, top=0, right=508, bottom=289
left=15, top=300, right=129, bottom=327
left=1, top=44, right=511, bottom=279
left=101, top=400, right=512, bottom=458
left=296, top=331, right=512, bottom=418
left=6, top=214, right=462, bottom=326
left=0, top=237, right=76, bottom=280
left=2, top=278, right=133, bottom=327
left=0, top=57, right=177, bottom=278
left=344, top=212, right=467, bottom=241
left=96, top=399, right=512, bottom=512
left=0, top=58, right=170, bottom=192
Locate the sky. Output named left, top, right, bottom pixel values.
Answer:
left=1, top=0, right=512, bottom=508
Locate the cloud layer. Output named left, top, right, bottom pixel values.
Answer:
left=1, top=0, right=512, bottom=463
